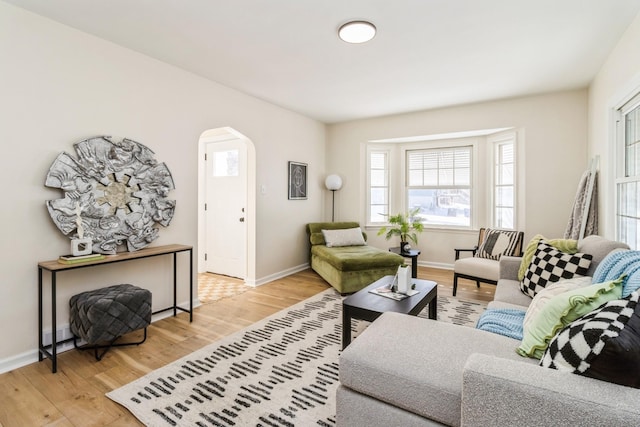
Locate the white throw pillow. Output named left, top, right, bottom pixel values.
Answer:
left=523, top=276, right=593, bottom=331
left=321, top=227, right=366, bottom=247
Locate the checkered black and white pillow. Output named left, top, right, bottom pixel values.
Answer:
left=540, top=292, right=640, bottom=388
left=520, top=242, right=592, bottom=297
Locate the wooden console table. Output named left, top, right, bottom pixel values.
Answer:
left=38, top=244, right=193, bottom=373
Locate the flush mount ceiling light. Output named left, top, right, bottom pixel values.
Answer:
left=338, top=21, right=376, bottom=44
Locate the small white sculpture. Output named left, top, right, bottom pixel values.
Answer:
left=71, top=201, right=92, bottom=256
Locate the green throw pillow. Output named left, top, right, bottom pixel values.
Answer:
left=517, top=277, right=624, bottom=359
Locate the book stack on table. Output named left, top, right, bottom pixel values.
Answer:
left=57, top=253, right=106, bottom=265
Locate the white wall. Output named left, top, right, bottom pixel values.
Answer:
left=327, top=90, right=589, bottom=267
left=588, top=12, right=640, bottom=238
left=0, top=2, right=325, bottom=370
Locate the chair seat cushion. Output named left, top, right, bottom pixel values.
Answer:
left=493, top=279, right=534, bottom=307
left=340, top=312, right=529, bottom=426
left=311, top=245, right=403, bottom=271
left=454, top=257, right=500, bottom=281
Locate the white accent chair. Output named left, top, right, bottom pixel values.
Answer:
left=453, top=228, right=524, bottom=296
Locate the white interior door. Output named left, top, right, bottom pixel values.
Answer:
left=205, top=140, right=247, bottom=278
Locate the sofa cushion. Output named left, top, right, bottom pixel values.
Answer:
left=340, top=312, right=531, bottom=427
left=517, top=277, right=624, bottom=359
left=520, top=242, right=592, bottom=297
left=476, top=228, right=521, bottom=260
left=462, top=353, right=640, bottom=426
left=493, top=279, right=533, bottom=308
left=523, top=276, right=593, bottom=331
left=577, top=235, right=630, bottom=277
left=321, top=227, right=366, bottom=247
left=311, top=244, right=403, bottom=271
left=488, top=299, right=531, bottom=311
left=454, top=257, right=500, bottom=281
left=540, top=291, right=640, bottom=389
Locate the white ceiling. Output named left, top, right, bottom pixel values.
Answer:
left=5, top=0, right=640, bottom=123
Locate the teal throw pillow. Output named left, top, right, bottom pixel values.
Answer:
left=517, top=277, right=624, bottom=359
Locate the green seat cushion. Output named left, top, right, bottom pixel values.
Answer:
left=311, top=245, right=403, bottom=271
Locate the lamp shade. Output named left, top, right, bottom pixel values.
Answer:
left=325, top=174, right=343, bottom=191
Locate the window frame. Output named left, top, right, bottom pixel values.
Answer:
left=615, top=91, right=640, bottom=249
left=365, top=130, right=521, bottom=232
left=489, top=131, right=517, bottom=230
left=366, top=146, right=392, bottom=226
left=403, top=142, right=475, bottom=229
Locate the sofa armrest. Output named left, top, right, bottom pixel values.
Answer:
left=461, top=353, right=640, bottom=427
left=499, top=256, right=521, bottom=281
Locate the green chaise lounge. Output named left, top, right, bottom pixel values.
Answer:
left=307, top=222, right=405, bottom=294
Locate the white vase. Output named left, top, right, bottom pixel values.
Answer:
left=397, top=265, right=410, bottom=294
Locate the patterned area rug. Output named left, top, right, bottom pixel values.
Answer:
left=107, top=289, right=486, bottom=426
left=430, top=294, right=487, bottom=326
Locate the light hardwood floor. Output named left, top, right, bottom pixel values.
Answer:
left=0, top=267, right=493, bottom=426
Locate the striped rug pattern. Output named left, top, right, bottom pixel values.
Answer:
left=107, top=289, right=486, bottom=426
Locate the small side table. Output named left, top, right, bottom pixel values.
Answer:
left=389, top=247, right=421, bottom=278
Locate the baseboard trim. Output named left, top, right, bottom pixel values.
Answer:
left=249, top=263, right=310, bottom=287
left=4, top=263, right=313, bottom=374
left=0, top=297, right=201, bottom=375
left=419, top=260, right=453, bottom=270
left=0, top=349, right=41, bottom=375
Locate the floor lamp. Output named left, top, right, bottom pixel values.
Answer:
left=325, top=174, right=343, bottom=222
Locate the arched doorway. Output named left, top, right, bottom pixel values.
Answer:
left=198, top=127, right=256, bottom=286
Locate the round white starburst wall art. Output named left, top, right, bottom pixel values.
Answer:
left=45, top=136, right=176, bottom=254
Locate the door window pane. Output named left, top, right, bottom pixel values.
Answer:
left=213, top=150, right=239, bottom=177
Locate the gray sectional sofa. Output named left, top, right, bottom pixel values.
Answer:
left=337, top=235, right=640, bottom=426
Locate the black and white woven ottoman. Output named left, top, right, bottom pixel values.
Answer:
left=69, top=284, right=152, bottom=360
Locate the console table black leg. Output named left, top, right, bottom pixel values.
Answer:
left=173, top=252, right=177, bottom=317
left=38, top=268, right=43, bottom=362
left=51, top=272, right=57, bottom=373
left=189, top=248, right=193, bottom=322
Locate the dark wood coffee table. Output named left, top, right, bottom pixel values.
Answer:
left=342, top=275, right=437, bottom=349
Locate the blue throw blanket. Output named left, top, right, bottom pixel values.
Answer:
left=593, top=250, right=640, bottom=297
left=476, top=308, right=526, bottom=340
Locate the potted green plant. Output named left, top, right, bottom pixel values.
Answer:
left=377, top=207, right=425, bottom=253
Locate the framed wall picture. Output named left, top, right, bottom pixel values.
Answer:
left=288, top=161, right=307, bottom=200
